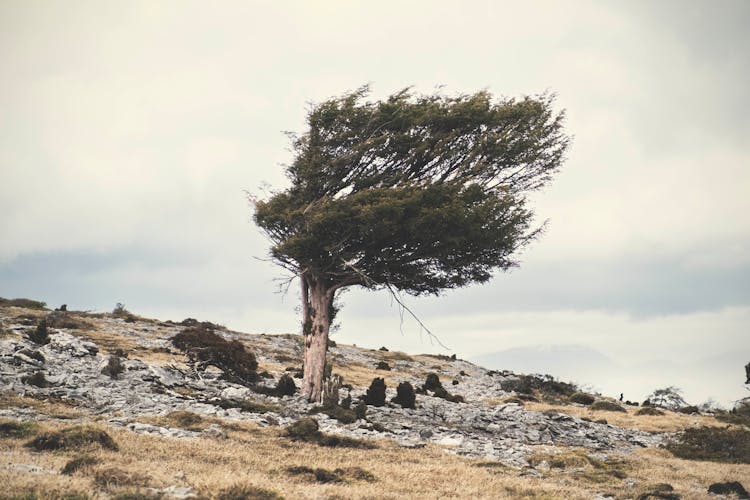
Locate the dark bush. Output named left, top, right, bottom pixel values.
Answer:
left=364, top=378, right=386, bottom=406
left=707, top=481, right=748, bottom=498
left=375, top=361, right=391, bottom=371
left=666, top=426, right=750, bottom=463
left=310, top=404, right=357, bottom=424
left=101, top=355, right=125, bottom=379
left=379, top=346, right=389, bottom=351
left=172, top=325, right=257, bottom=385
left=716, top=399, right=750, bottom=427
left=26, top=425, right=118, bottom=451
left=46, top=312, right=94, bottom=330
left=354, top=400, right=367, bottom=420
left=285, top=417, right=374, bottom=449
left=678, top=405, right=699, bottom=414
left=0, top=420, right=38, bottom=438
left=217, top=484, right=283, bottom=500
left=590, top=400, right=627, bottom=413
left=22, top=371, right=50, bottom=388
left=203, top=398, right=280, bottom=414
left=285, top=417, right=320, bottom=442
left=29, top=318, right=50, bottom=345
left=636, top=407, right=665, bottom=416
left=275, top=374, right=297, bottom=396
left=421, top=374, right=463, bottom=403
left=392, top=382, right=416, bottom=409
left=500, top=374, right=577, bottom=398
left=423, top=373, right=443, bottom=392
left=286, top=465, right=342, bottom=483
left=61, top=455, right=99, bottom=475
left=0, top=297, right=47, bottom=309
left=569, top=392, right=596, bottom=405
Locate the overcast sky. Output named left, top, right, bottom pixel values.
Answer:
left=1, top=1, right=748, bottom=405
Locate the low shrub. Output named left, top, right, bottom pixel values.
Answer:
left=678, top=405, right=699, bottom=414
left=500, top=374, right=578, bottom=399
left=217, top=484, right=284, bottom=500
left=707, top=482, right=749, bottom=498
left=310, top=404, right=357, bottom=424
left=375, top=361, right=391, bottom=371
left=666, top=426, right=750, bottom=463
left=25, top=425, right=118, bottom=451
left=364, top=378, right=386, bottom=406
left=392, top=382, right=416, bottom=409
left=101, top=356, right=125, bottom=379
left=61, top=455, right=99, bottom=475
left=0, top=297, right=47, bottom=310
left=0, top=420, right=38, bottom=438
left=590, top=400, right=627, bottom=413
left=285, top=465, right=375, bottom=483
left=275, top=374, right=297, bottom=396
left=285, top=417, right=374, bottom=449
left=636, top=407, right=665, bottom=416
left=172, top=325, right=257, bottom=385
left=22, top=371, right=51, bottom=388
left=93, top=467, right=150, bottom=488
left=46, top=312, right=94, bottom=330
left=203, top=398, right=280, bottom=414
left=569, top=392, right=596, bottom=405
left=28, top=319, right=50, bottom=345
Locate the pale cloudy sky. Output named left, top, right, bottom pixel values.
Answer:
left=1, top=1, right=748, bottom=405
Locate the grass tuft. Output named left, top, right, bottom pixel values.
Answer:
left=25, top=425, right=118, bottom=451
left=217, top=484, right=284, bottom=500
left=0, top=420, right=38, bottom=439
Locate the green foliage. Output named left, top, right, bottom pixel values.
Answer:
left=666, top=426, right=750, bottom=463
left=253, top=86, right=568, bottom=294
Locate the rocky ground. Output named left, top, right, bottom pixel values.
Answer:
left=0, top=305, right=662, bottom=471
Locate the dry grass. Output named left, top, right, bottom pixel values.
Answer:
left=5, top=415, right=748, bottom=499
left=2, top=419, right=623, bottom=499
left=0, top=390, right=84, bottom=420
left=330, top=360, right=415, bottom=389
left=519, top=401, right=721, bottom=433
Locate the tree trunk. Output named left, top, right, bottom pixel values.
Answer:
left=301, top=275, right=333, bottom=402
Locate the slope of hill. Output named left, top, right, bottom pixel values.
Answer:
left=1, top=300, right=748, bottom=499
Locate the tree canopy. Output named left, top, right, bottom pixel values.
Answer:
left=254, top=86, right=568, bottom=296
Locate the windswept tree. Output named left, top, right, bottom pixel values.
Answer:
left=253, top=86, right=569, bottom=401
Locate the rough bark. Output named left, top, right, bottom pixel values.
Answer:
left=301, top=275, right=333, bottom=402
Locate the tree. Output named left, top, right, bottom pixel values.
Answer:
left=253, top=86, right=569, bottom=402
left=645, top=386, right=687, bottom=410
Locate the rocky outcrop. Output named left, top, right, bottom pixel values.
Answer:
left=0, top=309, right=664, bottom=468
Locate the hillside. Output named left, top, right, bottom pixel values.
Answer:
left=1, top=299, right=748, bottom=499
